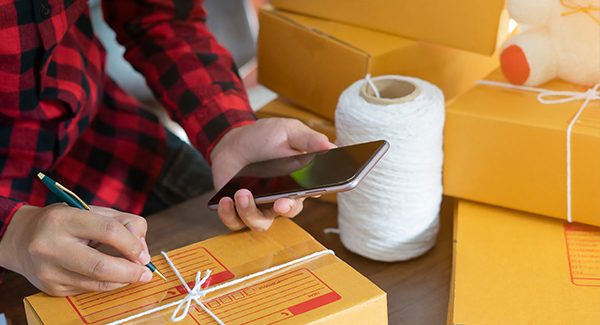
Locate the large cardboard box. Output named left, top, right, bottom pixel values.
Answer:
left=270, top=0, right=507, bottom=55
left=256, top=98, right=337, bottom=204
left=24, top=218, right=387, bottom=324
left=256, top=98, right=336, bottom=143
left=444, top=69, right=600, bottom=226
left=450, top=200, right=600, bottom=324
left=258, top=8, right=500, bottom=121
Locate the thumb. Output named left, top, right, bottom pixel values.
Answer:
left=285, top=119, right=336, bottom=153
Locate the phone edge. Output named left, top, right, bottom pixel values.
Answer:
left=207, top=140, right=390, bottom=210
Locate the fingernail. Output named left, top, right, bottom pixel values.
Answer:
left=138, top=250, right=151, bottom=265
left=222, top=199, right=233, bottom=212
left=140, top=270, right=152, bottom=282
left=238, top=195, right=250, bottom=209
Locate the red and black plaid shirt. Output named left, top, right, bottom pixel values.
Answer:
left=0, top=0, right=256, bottom=241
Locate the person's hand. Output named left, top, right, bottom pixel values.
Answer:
left=0, top=204, right=152, bottom=296
left=210, top=118, right=335, bottom=231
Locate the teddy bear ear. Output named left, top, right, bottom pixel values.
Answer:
left=507, top=0, right=556, bottom=25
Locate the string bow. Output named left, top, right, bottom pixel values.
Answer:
left=478, top=80, right=600, bottom=223
left=168, top=263, right=223, bottom=324
left=536, top=83, right=600, bottom=104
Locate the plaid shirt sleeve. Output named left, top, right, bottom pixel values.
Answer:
left=102, top=0, right=256, bottom=160
left=0, top=198, right=25, bottom=240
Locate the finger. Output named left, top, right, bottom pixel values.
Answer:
left=90, top=207, right=151, bottom=260
left=65, top=212, right=150, bottom=265
left=56, top=267, right=128, bottom=294
left=234, top=189, right=274, bottom=231
left=273, top=198, right=304, bottom=218
left=285, top=120, right=336, bottom=153
left=60, top=243, right=152, bottom=284
left=90, top=206, right=148, bottom=239
left=217, top=197, right=246, bottom=231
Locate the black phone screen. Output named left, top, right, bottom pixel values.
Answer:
left=208, top=140, right=387, bottom=206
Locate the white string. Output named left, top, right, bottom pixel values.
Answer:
left=323, top=228, right=340, bottom=234
left=335, top=75, right=445, bottom=262
left=365, top=74, right=381, bottom=98
left=477, top=80, right=600, bottom=223
left=107, top=249, right=335, bottom=325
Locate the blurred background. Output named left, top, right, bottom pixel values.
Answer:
left=89, top=0, right=275, bottom=141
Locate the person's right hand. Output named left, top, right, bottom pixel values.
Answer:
left=0, top=204, right=153, bottom=296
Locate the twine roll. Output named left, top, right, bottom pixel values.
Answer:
left=335, top=75, right=445, bottom=262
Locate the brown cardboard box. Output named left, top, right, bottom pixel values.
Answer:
left=256, top=98, right=336, bottom=142
left=450, top=200, right=600, bottom=324
left=444, top=69, right=600, bottom=226
left=270, top=0, right=507, bottom=55
left=24, top=218, right=387, bottom=324
left=256, top=98, right=338, bottom=204
left=258, top=8, right=500, bottom=121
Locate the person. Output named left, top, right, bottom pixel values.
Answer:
left=0, top=0, right=334, bottom=296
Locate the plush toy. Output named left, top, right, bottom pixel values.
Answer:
left=500, top=0, right=600, bottom=86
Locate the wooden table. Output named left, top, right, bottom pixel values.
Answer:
left=0, top=195, right=454, bottom=324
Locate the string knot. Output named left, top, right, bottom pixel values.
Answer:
left=160, top=252, right=225, bottom=324
left=537, top=83, right=600, bottom=104
left=171, top=269, right=213, bottom=322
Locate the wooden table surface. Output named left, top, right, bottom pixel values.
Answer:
left=0, top=195, right=454, bottom=325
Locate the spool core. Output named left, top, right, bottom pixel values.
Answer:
left=360, top=78, right=420, bottom=105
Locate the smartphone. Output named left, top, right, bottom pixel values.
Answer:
left=208, top=140, right=389, bottom=210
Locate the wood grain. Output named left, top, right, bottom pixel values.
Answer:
left=0, top=195, right=453, bottom=324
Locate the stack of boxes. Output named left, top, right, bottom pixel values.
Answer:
left=445, top=72, right=600, bottom=323
left=257, top=1, right=600, bottom=323
left=256, top=2, right=506, bottom=203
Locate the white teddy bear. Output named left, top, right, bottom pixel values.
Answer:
left=500, top=0, right=600, bottom=86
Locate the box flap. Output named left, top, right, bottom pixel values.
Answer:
left=273, top=10, right=416, bottom=57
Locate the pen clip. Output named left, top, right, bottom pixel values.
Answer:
left=55, top=182, right=91, bottom=210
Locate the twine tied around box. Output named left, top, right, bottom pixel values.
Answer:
left=107, top=249, right=335, bottom=325
left=478, top=80, right=600, bottom=223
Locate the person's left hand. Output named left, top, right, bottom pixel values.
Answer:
left=210, top=118, right=335, bottom=231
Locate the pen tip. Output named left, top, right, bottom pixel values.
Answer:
left=155, top=269, right=168, bottom=282
left=37, top=172, right=45, bottom=180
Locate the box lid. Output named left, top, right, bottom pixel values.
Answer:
left=447, top=69, right=600, bottom=132
left=451, top=200, right=600, bottom=324
left=271, top=0, right=507, bottom=55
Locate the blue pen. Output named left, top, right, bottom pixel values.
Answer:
left=37, top=172, right=167, bottom=281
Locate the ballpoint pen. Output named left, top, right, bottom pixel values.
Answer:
left=36, top=172, right=167, bottom=282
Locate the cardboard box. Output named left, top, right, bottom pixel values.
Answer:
left=256, top=98, right=336, bottom=142
left=450, top=200, right=600, bottom=324
left=258, top=8, right=500, bottom=121
left=256, top=98, right=338, bottom=204
left=24, top=218, right=387, bottom=324
left=270, top=0, right=507, bottom=55
left=444, top=69, right=600, bottom=226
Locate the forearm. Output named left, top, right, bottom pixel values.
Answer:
left=0, top=198, right=27, bottom=272
left=103, top=0, right=256, bottom=159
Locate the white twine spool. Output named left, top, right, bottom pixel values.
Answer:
left=335, top=75, right=445, bottom=262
